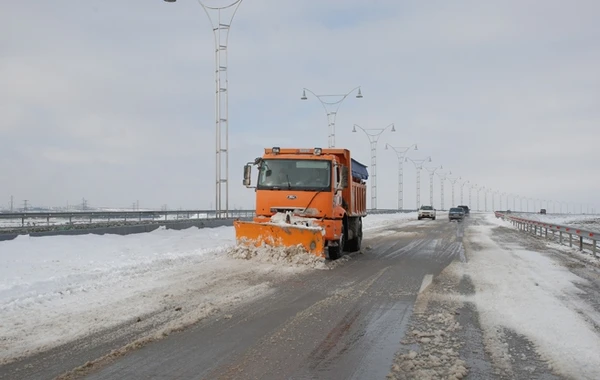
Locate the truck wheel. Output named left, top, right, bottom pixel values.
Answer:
left=346, top=218, right=362, bottom=252
left=328, top=234, right=344, bottom=260
left=432, top=217, right=436, bottom=220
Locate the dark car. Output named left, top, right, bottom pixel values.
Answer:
left=457, top=205, right=470, bottom=216
left=448, top=207, right=465, bottom=221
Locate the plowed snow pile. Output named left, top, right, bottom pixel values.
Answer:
left=228, top=244, right=331, bottom=269
left=388, top=267, right=468, bottom=380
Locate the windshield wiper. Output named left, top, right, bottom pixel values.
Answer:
left=286, top=174, right=292, bottom=189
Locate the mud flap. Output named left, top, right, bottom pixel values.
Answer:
left=233, top=220, right=326, bottom=258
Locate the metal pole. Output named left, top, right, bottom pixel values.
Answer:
left=484, top=190, right=488, bottom=212
left=469, top=185, right=474, bottom=209
left=385, top=144, right=417, bottom=210
left=448, top=177, right=460, bottom=207
left=407, top=157, right=433, bottom=209
left=165, top=0, right=244, bottom=219
left=460, top=180, right=469, bottom=205
left=436, top=171, right=450, bottom=211
left=302, top=87, right=363, bottom=148
left=353, top=124, right=396, bottom=209
left=424, top=165, right=442, bottom=208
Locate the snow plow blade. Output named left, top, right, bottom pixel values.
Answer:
left=233, top=220, right=326, bottom=258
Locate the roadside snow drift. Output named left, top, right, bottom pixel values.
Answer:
left=462, top=222, right=600, bottom=379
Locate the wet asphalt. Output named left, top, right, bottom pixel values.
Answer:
left=76, top=218, right=464, bottom=380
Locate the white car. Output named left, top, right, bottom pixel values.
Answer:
left=418, top=206, right=436, bottom=220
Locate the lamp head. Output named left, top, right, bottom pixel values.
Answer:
left=301, top=89, right=307, bottom=100
left=356, top=88, right=363, bottom=98
left=352, top=125, right=357, bottom=133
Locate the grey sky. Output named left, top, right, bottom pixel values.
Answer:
left=1, top=0, right=599, bottom=211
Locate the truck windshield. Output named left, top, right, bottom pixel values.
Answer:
left=257, top=159, right=331, bottom=191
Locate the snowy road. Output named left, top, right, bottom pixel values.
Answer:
left=2, top=213, right=600, bottom=379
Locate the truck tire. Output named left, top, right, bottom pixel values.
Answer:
left=328, top=234, right=344, bottom=260
left=328, top=219, right=348, bottom=260
left=346, top=218, right=362, bottom=252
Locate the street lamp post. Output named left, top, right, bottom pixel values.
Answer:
left=477, top=186, right=486, bottom=212
left=436, top=170, right=451, bottom=211
left=448, top=176, right=461, bottom=207
left=164, top=0, right=244, bottom=219
left=469, top=183, right=477, bottom=209
left=460, top=180, right=470, bottom=205
left=385, top=143, right=418, bottom=210
left=425, top=165, right=443, bottom=208
left=302, top=87, right=363, bottom=148
left=353, top=123, right=396, bottom=209
left=406, top=157, right=433, bottom=210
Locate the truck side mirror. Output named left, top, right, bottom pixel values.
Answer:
left=341, top=167, right=349, bottom=189
left=243, top=164, right=252, bottom=187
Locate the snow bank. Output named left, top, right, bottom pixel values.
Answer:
left=0, top=226, right=244, bottom=363
left=463, top=223, right=600, bottom=379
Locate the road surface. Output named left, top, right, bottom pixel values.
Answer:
left=3, top=213, right=600, bottom=379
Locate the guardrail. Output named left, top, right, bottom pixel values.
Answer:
left=495, top=212, right=599, bottom=256
left=0, top=208, right=416, bottom=230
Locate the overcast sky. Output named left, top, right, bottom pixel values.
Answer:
left=2, top=0, right=599, bottom=212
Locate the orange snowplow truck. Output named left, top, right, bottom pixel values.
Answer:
left=234, top=147, right=368, bottom=260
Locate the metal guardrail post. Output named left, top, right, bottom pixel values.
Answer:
left=569, top=234, right=572, bottom=247
left=580, top=236, right=583, bottom=251
left=559, top=231, right=563, bottom=244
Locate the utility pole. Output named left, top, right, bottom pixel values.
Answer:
left=407, top=157, right=433, bottom=210
left=477, top=186, right=485, bottom=212
left=448, top=176, right=461, bottom=207
left=82, top=198, right=88, bottom=211
left=23, top=199, right=29, bottom=212
left=164, top=0, right=244, bottom=219
left=459, top=180, right=470, bottom=205
left=424, top=165, right=442, bottom=208
left=436, top=171, right=451, bottom=211
left=469, top=184, right=477, bottom=210
left=353, top=123, right=396, bottom=209
left=385, top=143, right=418, bottom=210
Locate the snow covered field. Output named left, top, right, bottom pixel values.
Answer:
left=455, top=214, right=600, bottom=379
left=0, top=212, right=417, bottom=364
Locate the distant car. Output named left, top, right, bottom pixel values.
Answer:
left=448, top=207, right=465, bottom=222
left=457, top=205, right=470, bottom=216
left=540, top=209, right=547, bottom=214
left=418, top=205, right=436, bottom=220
